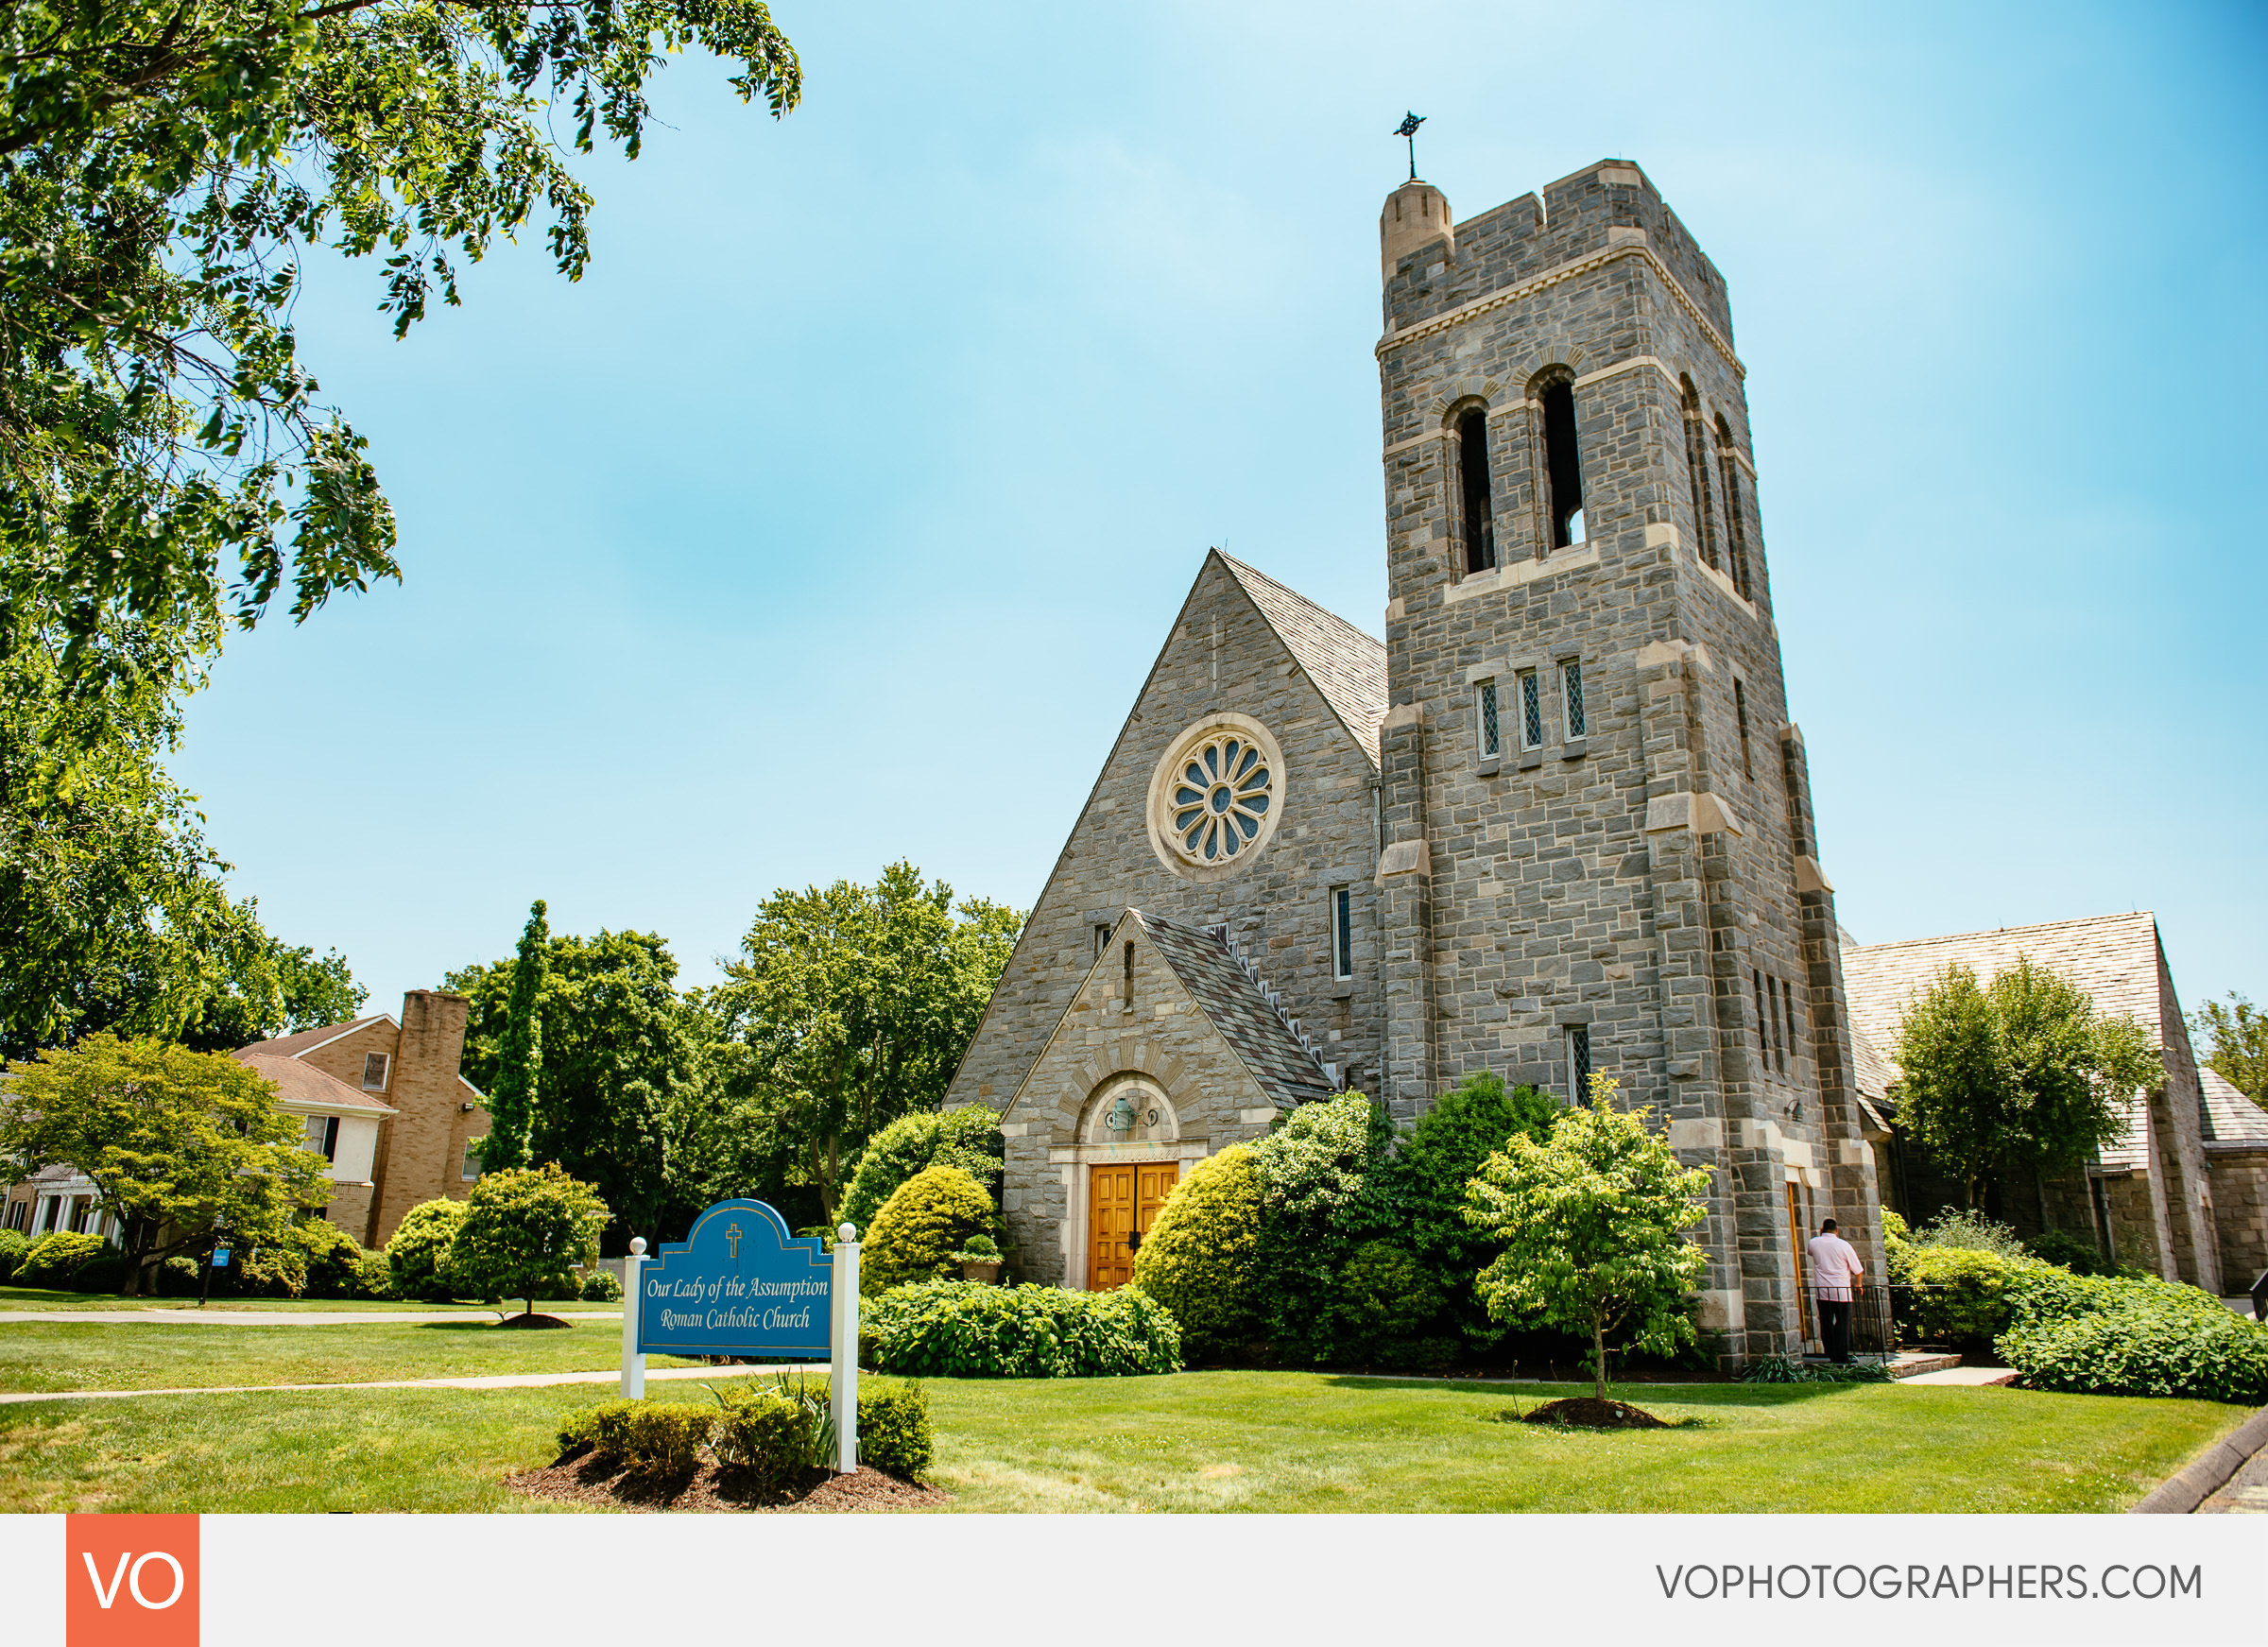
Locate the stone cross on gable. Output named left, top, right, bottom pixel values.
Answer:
left=725, top=1222, right=743, bottom=1260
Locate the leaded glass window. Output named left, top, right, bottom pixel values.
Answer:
left=1569, top=1025, right=1592, bottom=1100
left=1520, top=671, right=1543, bottom=749
left=1477, top=679, right=1500, bottom=758
left=1332, top=887, right=1352, bottom=979
left=1166, top=731, right=1274, bottom=865
left=1562, top=660, right=1585, bottom=740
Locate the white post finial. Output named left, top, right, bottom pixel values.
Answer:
left=838, top=1222, right=855, bottom=1244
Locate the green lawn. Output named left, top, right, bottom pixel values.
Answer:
left=0, top=1370, right=2242, bottom=1513
left=0, top=1322, right=699, bottom=1394
left=0, top=1285, right=610, bottom=1313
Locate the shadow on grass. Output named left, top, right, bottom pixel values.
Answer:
left=1319, top=1373, right=1877, bottom=1407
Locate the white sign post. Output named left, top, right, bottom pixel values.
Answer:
left=830, top=1223, right=859, bottom=1474
left=619, top=1236, right=646, bottom=1399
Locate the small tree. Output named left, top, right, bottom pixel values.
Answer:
left=2191, top=992, right=2268, bottom=1107
left=1893, top=957, right=2160, bottom=1218
left=0, top=1034, right=330, bottom=1293
left=478, top=901, right=550, bottom=1172
left=447, top=1164, right=610, bottom=1319
left=1465, top=1074, right=1711, bottom=1399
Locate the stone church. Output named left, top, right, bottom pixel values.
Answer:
left=943, top=159, right=1885, bottom=1364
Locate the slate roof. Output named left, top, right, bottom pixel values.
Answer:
left=2201, top=1068, right=2268, bottom=1149
left=1137, top=911, right=1337, bottom=1110
left=1216, top=553, right=1388, bottom=770
left=1840, top=913, right=2175, bottom=1175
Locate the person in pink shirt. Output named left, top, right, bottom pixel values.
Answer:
left=1804, top=1218, right=1864, bottom=1364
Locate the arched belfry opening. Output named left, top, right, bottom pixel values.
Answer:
left=1453, top=405, right=1496, bottom=573
left=1534, top=370, right=1585, bottom=548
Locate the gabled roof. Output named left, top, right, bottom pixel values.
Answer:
left=234, top=1052, right=397, bottom=1117
left=2202, top=1068, right=2268, bottom=1148
left=237, top=1014, right=396, bottom=1059
left=1138, top=911, right=1337, bottom=1110
left=1215, top=553, right=1387, bottom=769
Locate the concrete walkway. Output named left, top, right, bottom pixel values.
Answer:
left=0, top=1362, right=825, bottom=1406
left=0, top=1310, right=621, bottom=1326
left=1896, top=1364, right=2019, bottom=1386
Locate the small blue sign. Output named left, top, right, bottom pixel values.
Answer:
left=211, top=1248, right=231, bottom=1267
left=637, top=1200, right=832, bottom=1359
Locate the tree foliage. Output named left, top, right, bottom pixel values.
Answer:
left=1400, top=1070, right=1563, bottom=1348
left=472, top=899, right=547, bottom=1172
left=446, top=1161, right=608, bottom=1317
left=0, top=0, right=801, bottom=678
left=0, top=1031, right=329, bottom=1291
left=1465, top=1073, right=1712, bottom=1399
left=2191, top=991, right=2268, bottom=1107
left=836, top=1105, right=1005, bottom=1239
left=706, top=862, right=1022, bottom=1223
left=1247, top=1092, right=1402, bottom=1364
left=1892, top=957, right=2161, bottom=1212
left=450, top=920, right=698, bottom=1246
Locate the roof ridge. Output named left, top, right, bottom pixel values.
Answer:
left=1846, top=910, right=2156, bottom=954
left=1210, top=551, right=1387, bottom=771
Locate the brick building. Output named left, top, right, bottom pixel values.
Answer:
left=946, top=160, right=1881, bottom=1366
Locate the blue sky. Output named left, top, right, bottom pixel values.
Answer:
left=174, top=0, right=2267, bottom=1024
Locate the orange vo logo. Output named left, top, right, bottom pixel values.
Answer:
left=66, top=1515, right=198, bottom=1647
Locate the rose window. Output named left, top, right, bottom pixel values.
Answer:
left=1168, top=733, right=1273, bottom=864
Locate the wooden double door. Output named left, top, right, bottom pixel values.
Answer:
left=1089, top=1161, right=1178, bottom=1290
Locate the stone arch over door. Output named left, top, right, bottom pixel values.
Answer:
left=1059, top=1071, right=1204, bottom=1291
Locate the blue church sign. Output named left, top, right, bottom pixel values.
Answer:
left=636, top=1199, right=833, bottom=1359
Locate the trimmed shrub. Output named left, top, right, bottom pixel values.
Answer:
left=622, top=1402, right=714, bottom=1491
left=387, top=1197, right=469, bottom=1301
left=2022, top=1229, right=2119, bottom=1278
left=713, top=1390, right=817, bottom=1497
left=155, top=1255, right=201, bottom=1296
left=236, top=1244, right=307, bottom=1298
left=1893, top=1245, right=2018, bottom=1351
left=70, top=1245, right=129, bottom=1294
left=580, top=1266, right=623, bottom=1302
left=1332, top=1240, right=1451, bottom=1367
left=1129, top=1144, right=1262, bottom=1362
left=1400, top=1073, right=1562, bottom=1350
left=18, top=1230, right=104, bottom=1289
left=1249, top=1093, right=1403, bottom=1364
left=351, top=1250, right=396, bottom=1300
left=558, top=1399, right=641, bottom=1465
left=862, top=1166, right=996, bottom=1295
left=285, top=1219, right=370, bottom=1299
left=839, top=1107, right=1005, bottom=1238
left=1880, top=1207, right=1911, bottom=1244
left=855, top=1377, right=934, bottom=1481
left=863, top=1279, right=1182, bottom=1378
left=1997, top=1266, right=2268, bottom=1403
left=0, top=1227, right=28, bottom=1282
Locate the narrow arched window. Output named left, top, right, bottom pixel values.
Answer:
left=1680, top=375, right=1719, bottom=572
left=1716, top=414, right=1752, bottom=601
left=1454, top=407, right=1496, bottom=573
left=1538, top=375, right=1585, bottom=548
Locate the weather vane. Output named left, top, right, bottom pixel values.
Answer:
left=1395, top=112, right=1425, bottom=181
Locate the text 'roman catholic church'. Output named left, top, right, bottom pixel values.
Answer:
left=944, top=160, right=1884, bottom=1364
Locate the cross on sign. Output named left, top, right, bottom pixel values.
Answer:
left=725, top=1222, right=743, bottom=1260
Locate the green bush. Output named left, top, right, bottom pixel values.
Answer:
left=1332, top=1240, right=1450, bottom=1365
left=1129, top=1144, right=1262, bottom=1362
left=387, top=1197, right=469, bottom=1301
left=855, top=1377, right=934, bottom=1481
left=1400, top=1072, right=1562, bottom=1350
left=1912, top=1209, right=2029, bottom=1261
left=1894, top=1245, right=2019, bottom=1350
left=839, top=1107, right=1005, bottom=1237
left=1880, top=1208, right=1911, bottom=1244
left=285, top=1219, right=370, bottom=1298
left=622, top=1402, right=713, bottom=1490
left=1250, top=1093, right=1403, bottom=1364
left=863, top=1279, right=1182, bottom=1377
left=155, top=1255, right=201, bottom=1296
left=862, top=1166, right=997, bottom=1295
left=558, top=1398, right=641, bottom=1465
left=18, top=1230, right=105, bottom=1289
left=712, top=1389, right=817, bottom=1497
left=580, top=1266, right=623, bottom=1302
left=2022, top=1228, right=2119, bottom=1277
left=351, top=1250, right=396, bottom=1299
left=0, top=1227, right=28, bottom=1282
left=1741, top=1354, right=1894, bottom=1385
left=70, top=1245, right=129, bottom=1294
left=1997, top=1266, right=2268, bottom=1403
left=236, top=1243, right=308, bottom=1298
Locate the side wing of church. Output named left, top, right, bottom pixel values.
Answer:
left=951, top=159, right=1887, bottom=1365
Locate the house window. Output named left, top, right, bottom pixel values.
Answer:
left=1094, top=924, right=1110, bottom=962
left=303, top=1114, right=339, bottom=1161
left=1567, top=1025, right=1593, bottom=1101
left=1475, top=678, right=1501, bottom=759
left=1716, top=415, right=1751, bottom=600
left=1518, top=670, right=1544, bottom=750
left=361, top=1052, right=390, bottom=1092
left=1456, top=406, right=1497, bottom=574
left=1332, top=886, right=1354, bottom=979
left=461, top=1141, right=483, bottom=1182
left=1561, top=659, right=1586, bottom=741
left=1538, top=375, right=1586, bottom=548
left=1733, top=678, right=1754, bottom=780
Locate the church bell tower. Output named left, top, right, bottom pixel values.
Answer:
left=1370, top=161, right=1881, bottom=1364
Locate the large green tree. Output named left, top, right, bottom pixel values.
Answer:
left=705, top=863, right=1022, bottom=1224
left=1893, top=956, right=2161, bottom=1218
left=0, top=1032, right=330, bottom=1292
left=0, top=0, right=800, bottom=682
left=450, top=921, right=699, bottom=1247
left=2191, top=992, right=2267, bottom=1108
left=1464, top=1074, right=1712, bottom=1399
left=472, top=899, right=548, bottom=1172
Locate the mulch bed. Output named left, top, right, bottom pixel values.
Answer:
left=496, top=1313, right=575, bottom=1330
left=507, top=1450, right=951, bottom=1513
left=1519, top=1397, right=1669, bottom=1430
